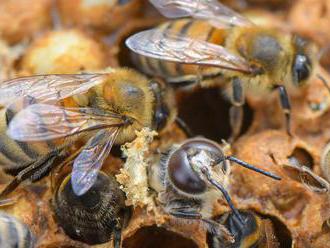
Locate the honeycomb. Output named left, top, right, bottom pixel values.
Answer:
left=1, top=0, right=330, bottom=248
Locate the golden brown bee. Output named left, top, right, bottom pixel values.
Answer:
left=126, top=0, right=327, bottom=139
left=52, top=171, right=130, bottom=246
left=148, top=137, right=280, bottom=241
left=0, top=68, right=176, bottom=197
left=208, top=210, right=278, bottom=248
left=0, top=211, right=36, bottom=248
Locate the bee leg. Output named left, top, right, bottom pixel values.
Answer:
left=169, top=209, right=202, bottom=219
left=50, top=147, right=84, bottom=193
left=229, top=77, right=244, bottom=142
left=0, top=153, right=57, bottom=198
left=276, top=85, right=292, bottom=136
left=203, top=219, right=235, bottom=244
left=200, top=167, right=244, bottom=226
left=168, top=209, right=234, bottom=243
left=113, top=220, right=123, bottom=248
left=3, top=161, right=34, bottom=176
left=122, top=207, right=132, bottom=228
left=113, top=207, right=131, bottom=248
left=175, top=116, right=194, bottom=137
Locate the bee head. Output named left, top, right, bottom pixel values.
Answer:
left=102, top=69, right=158, bottom=132
left=165, top=138, right=280, bottom=225
left=292, top=36, right=314, bottom=87
left=166, top=138, right=226, bottom=196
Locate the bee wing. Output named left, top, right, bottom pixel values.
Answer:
left=0, top=73, right=107, bottom=107
left=149, top=0, right=253, bottom=28
left=7, top=103, right=124, bottom=141
left=126, top=29, right=252, bottom=74
left=71, top=128, right=120, bottom=196
left=298, top=166, right=330, bottom=193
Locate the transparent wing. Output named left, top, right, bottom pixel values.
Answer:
left=7, top=103, right=125, bottom=141
left=149, top=0, right=253, bottom=28
left=71, top=128, right=120, bottom=196
left=298, top=166, right=330, bottom=193
left=126, top=29, right=252, bottom=73
left=0, top=73, right=107, bottom=107
left=284, top=163, right=330, bottom=193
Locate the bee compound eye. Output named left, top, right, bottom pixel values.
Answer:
left=167, top=149, right=207, bottom=195
left=155, top=104, right=170, bottom=131
left=293, top=54, right=311, bottom=85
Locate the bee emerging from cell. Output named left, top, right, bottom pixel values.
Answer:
left=148, top=137, right=281, bottom=242
left=126, top=0, right=330, bottom=140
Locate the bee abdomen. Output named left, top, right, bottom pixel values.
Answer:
left=53, top=172, right=127, bottom=245
left=0, top=212, right=36, bottom=248
left=0, top=108, right=34, bottom=166
left=0, top=101, right=54, bottom=168
left=130, top=19, right=225, bottom=84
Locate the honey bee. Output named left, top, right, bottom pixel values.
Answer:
left=126, top=0, right=327, bottom=139
left=52, top=171, right=130, bottom=246
left=208, top=210, right=278, bottom=248
left=148, top=137, right=280, bottom=240
left=0, top=211, right=36, bottom=248
left=0, top=68, right=176, bottom=197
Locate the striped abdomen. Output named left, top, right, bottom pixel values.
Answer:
left=130, top=19, right=227, bottom=84
left=0, top=95, right=81, bottom=169
left=0, top=106, right=54, bottom=169
left=0, top=211, right=35, bottom=248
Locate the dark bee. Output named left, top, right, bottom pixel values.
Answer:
left=148, top=138, right=280, bottom=240
left=0, top=211, right=36, bottom=248
left=52, top=171, right=130, bottom=247
left=208, top=210, right=277, bottom=248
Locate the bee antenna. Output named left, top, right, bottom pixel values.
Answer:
left=225, top=156, right=281, bottom=180
left=200, top=167, right=245, bottom=227
left=317, top=74, right=330, bottom=95
left=175, top=116, right=194, bottom=137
